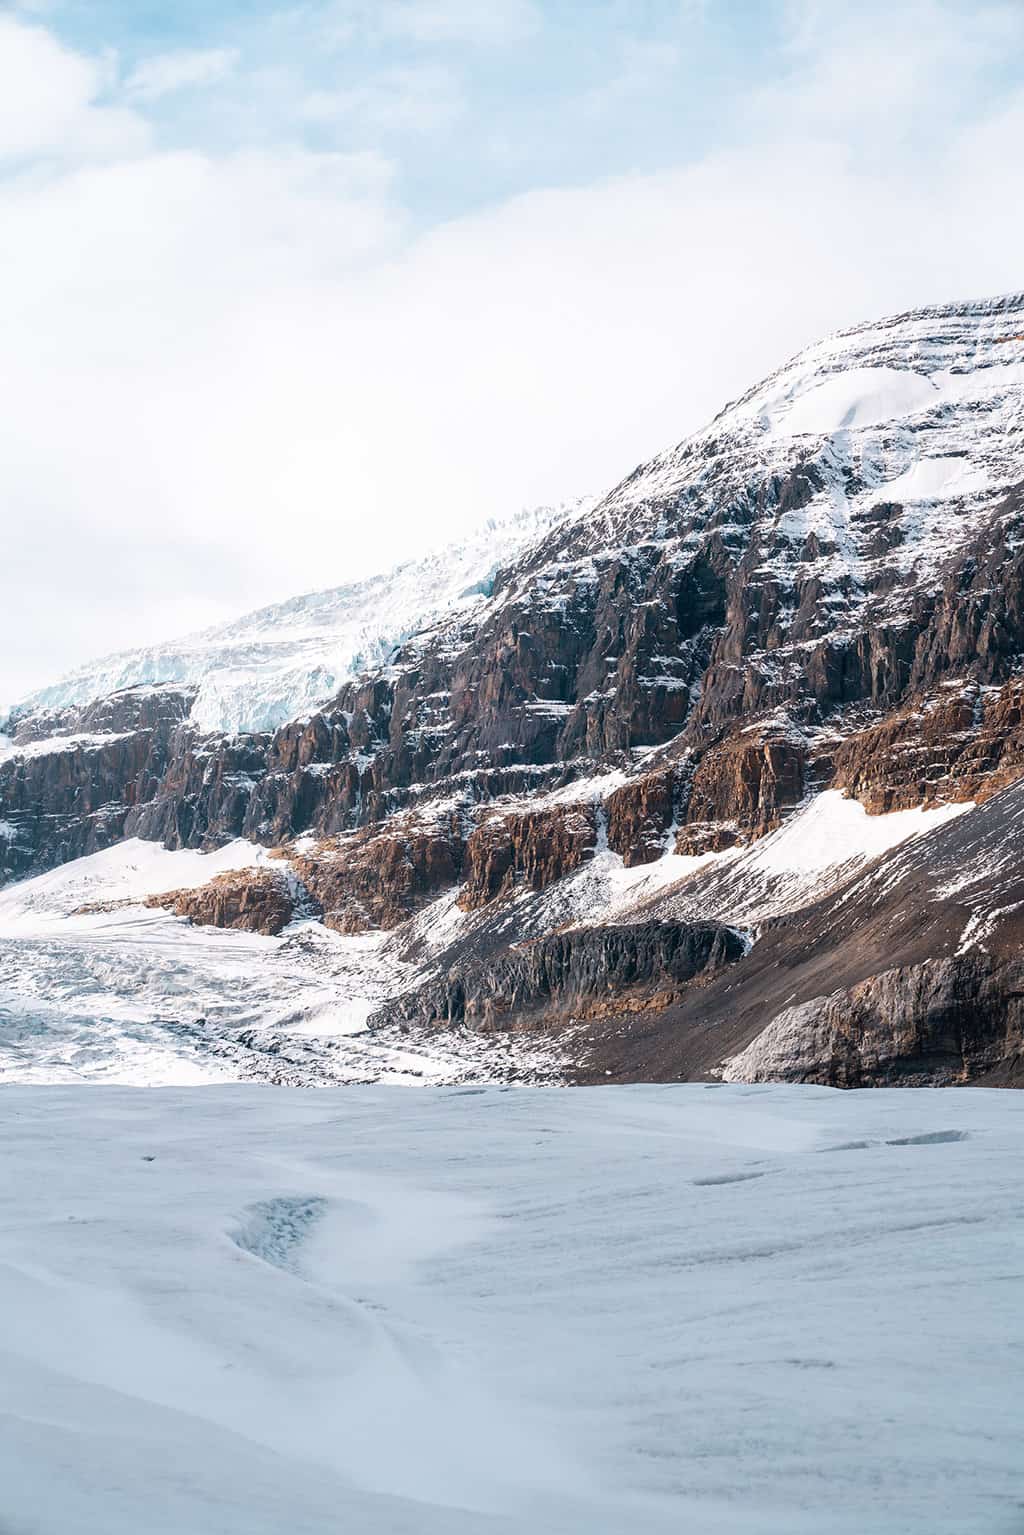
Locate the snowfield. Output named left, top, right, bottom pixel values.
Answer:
left=0, top=1084, right=1020, bottom=1534
left=0, top=839, right=576, bottom=1088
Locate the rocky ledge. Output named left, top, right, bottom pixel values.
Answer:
left=145, top=868, right=295, bottom=936
left=723, top=953, right=1024, bottom=1087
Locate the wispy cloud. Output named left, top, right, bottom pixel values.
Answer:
left=301, top=64, right=462, bottom=137
left=123, top=47, right=239, bottom=103
left=378, top=0, right=542, bottom=45
left=766, top=0, right=1024, bottom=133
left=577, top=38, right=682, bottom=116
left=322, top=0, right=542, bottom=47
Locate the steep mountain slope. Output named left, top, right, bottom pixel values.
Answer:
left=3, top=290, right=1024, bottom=1087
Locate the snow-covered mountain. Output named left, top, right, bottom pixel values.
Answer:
left=517, top=289, right=1024, bottom=697
left=9, top=501, right=589, bottom=737
left=4, top=290, right=1024, bottom=1092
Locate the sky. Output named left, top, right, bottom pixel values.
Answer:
left=2, top=0, right=1024, bottom=701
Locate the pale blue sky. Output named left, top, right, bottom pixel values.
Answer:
left=54, top=2, right=779, bottom=216
left=2, top=0, right=1023, bottom=696
left=29, top=1, right=1022, bottom=219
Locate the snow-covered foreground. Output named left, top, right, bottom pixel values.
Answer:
left=1, top=1084, right=1020, bottom=1534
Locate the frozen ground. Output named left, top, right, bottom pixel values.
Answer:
left=0, top=1084, right=1020, bottom=1534
left=0, top=840, right=571, bottom=1088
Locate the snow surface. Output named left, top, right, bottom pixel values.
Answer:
left=652, top=790, right=974, bottom=928
left=9, top=501, right=589, bottom=737
left=0, top=730, right=134, bottom=765
left=0, top=1083, right=1019, bottom=1535
left=738, top=789, right=970, bottom=884
left=0, top=836, right=274, bottom=929
left=771, top=365, right=941, bottom=435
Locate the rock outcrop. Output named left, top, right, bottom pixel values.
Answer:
left=0, top=686, right=195, bottom=882
left=832, top=677, right=1024, bottom=813
left=146, top=868, right=295, bottom=936
left=721, top=954, right=1024, bottom=1087
left=458, top=802, right=597, bottom=909
left=605, top=771, right=675, bottom=866
left=679, top=733, right=806, bottom=848
left=292, top=817, right=464, bottom=934
left=373, top=920, right=746, bottom=1032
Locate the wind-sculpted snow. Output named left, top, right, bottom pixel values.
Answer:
left=0, top=1084, right=1020, bottom=1533
left=9, top=501, right=589, bottom=736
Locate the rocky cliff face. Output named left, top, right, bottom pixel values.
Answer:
left=459, top=802, right=598, bottom=909
left=147, top=868, right=295, bottom=936
left=722, top=954, right=1024, bottom=1087
left=292, top=813, right=465, bottom=934
left=0, top=686, right=195, bottom=882
left=374, top=921, right=745, bottom=1033
left=6, top=292, right=1024, bottom=1088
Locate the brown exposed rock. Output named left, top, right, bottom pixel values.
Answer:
left=146, top=868, right=294, bottom=936
left=682, top=734, right=805, bottom=842
left=294, top=816, right=464, bottom=934
left=605, top=770, right=674, bottom=867
left=672, top=821, right=742, bottom=857
left=832, top=680, right=1024, bottom=813
left=458, top=802, right=597, bottom=911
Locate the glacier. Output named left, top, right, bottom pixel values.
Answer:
left=0, top=1083, right=1019, bottom=1534
left=8, top=500, right=589, bottom=738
